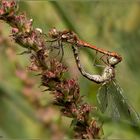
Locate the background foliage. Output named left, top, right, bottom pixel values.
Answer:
left=0, top=1, right=140, bottom=139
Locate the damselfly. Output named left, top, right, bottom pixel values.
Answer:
left=72, top=45, right=140, bottom=125
left=48, top=28, right=122, bottom=63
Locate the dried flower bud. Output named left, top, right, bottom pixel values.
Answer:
left=12, top=27, right=19, bottom=34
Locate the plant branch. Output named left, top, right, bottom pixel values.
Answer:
left=0, top=0, right=102, bottom=139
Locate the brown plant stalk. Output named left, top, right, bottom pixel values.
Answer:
left=0, top=0, right=102, bottom=139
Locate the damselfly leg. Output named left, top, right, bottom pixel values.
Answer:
left=46, top=38, right=64, bottom=62
left=92, top=50, right=113, bottom=68
left=57, top=39, right=64, bottom=62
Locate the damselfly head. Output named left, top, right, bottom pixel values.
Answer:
left=108, top=56, right=121, bottom=66
left=48, top=28, right=59, bottom=38
left=61, top=31, right=76, bottom=43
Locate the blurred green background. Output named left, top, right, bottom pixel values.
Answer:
left=0, top=1, right=140, bottom=139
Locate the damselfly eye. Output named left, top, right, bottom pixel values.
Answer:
left=61, top=34, right=67, bottom=39
left=48, top=28, right=59, bottom=38
left=108, top=57, right=120, bottom=66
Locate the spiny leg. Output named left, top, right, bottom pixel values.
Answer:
left=17, top=46, right=32, bottom=55
left=100, top=54, right=109, bottom=66
left=52, top=40, right=64, bottom=62
left=46, top=38, right=59, bottom=43
left=93, top=51, right=105, bottom=68
left=47, top=38, right=61, bottom=59
left=17, top=50, right=31, bottom=55
left=47, top=38, right=60, bottom=52
left=57, top=40, right=62, bottom=56
left=59, top=40, right=64, bottom=62
left=49, top=39, right=64, bottom=62
left=47, top=36, right=64, bottom=62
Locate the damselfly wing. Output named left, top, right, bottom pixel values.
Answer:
left=97, top=80, right=140, bottom=125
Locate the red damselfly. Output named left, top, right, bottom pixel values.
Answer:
left=48, top=28, right=122, bottom=63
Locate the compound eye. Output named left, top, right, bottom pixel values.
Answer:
left=49, top=28, right=58, bottom=38
left=108, top=57, right=120, bottom=66
left=62, top=34, right=67, bottom=39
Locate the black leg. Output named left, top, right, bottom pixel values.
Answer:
left=93, top=51, right=105, bottom=68
left=60, top=41, right=64, bottom=62
left=100, top=54, right=109, bottom=65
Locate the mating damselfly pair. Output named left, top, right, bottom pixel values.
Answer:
left=47, top=28, right=140, bottom=126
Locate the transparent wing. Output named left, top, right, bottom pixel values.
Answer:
left=97, top=82, right=120, bottom=120
left=105, top=88, right=121, bottom=120
left=108, top=80, right=140, bottom=125
left=97, top=83, right=108, bottom=113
